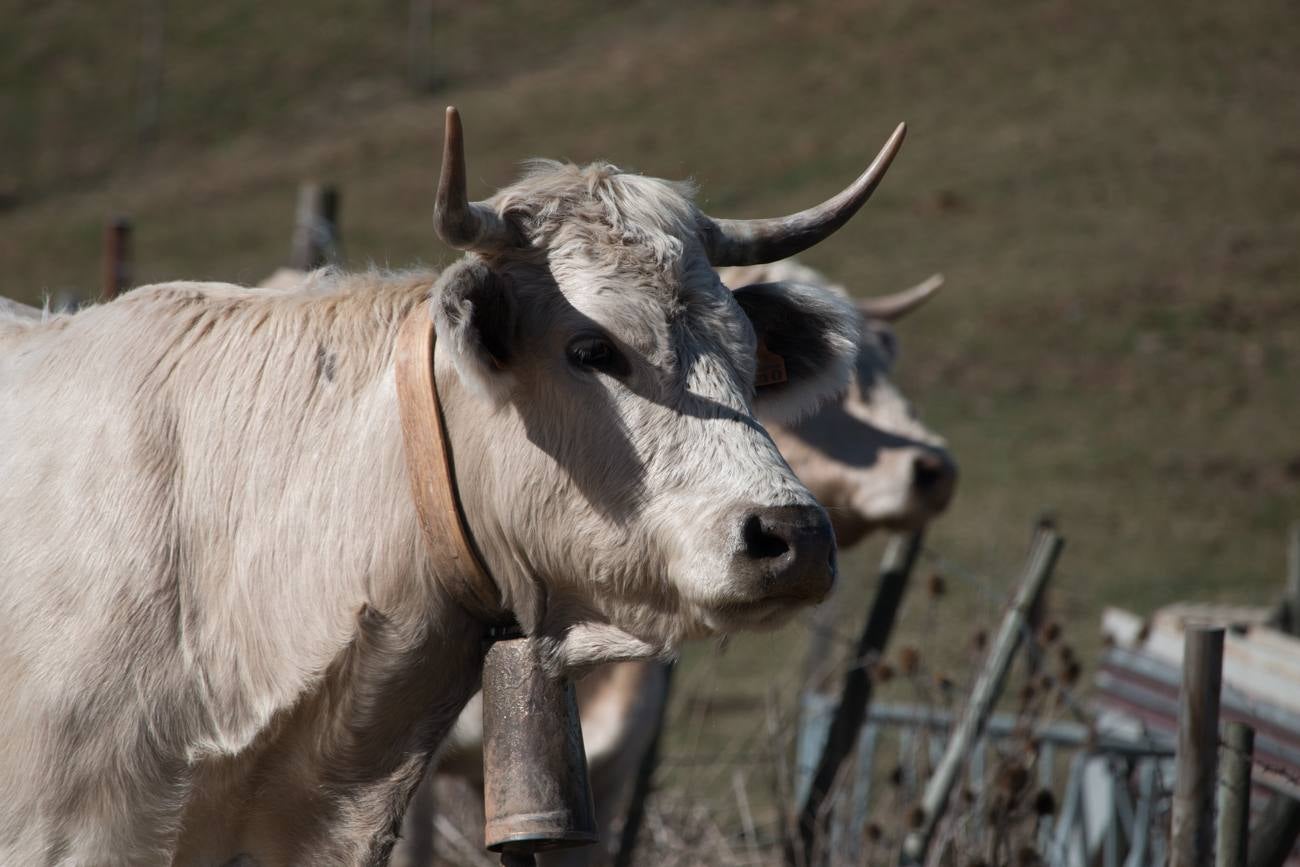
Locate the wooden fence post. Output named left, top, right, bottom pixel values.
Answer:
left=289, top=183, right=340, bottom=271
left=785, top=531, right=923, bottom=866
left=1170, top=625, right=1225, bottom=867
left=1217, top=721, right=1255, bottom=867
left=101, top=217, right=132, bottom=300
left=901, top=524, right=1064, bottom=864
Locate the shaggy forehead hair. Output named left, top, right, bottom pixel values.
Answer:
left=491, top=160, right=704, bottom=288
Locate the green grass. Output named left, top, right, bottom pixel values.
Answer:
left=4, top=0, right=1299, bottom=806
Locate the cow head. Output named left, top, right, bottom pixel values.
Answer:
left=428, top=108, right=908, bottom=659
left=719, top=260, right=957, bottom=549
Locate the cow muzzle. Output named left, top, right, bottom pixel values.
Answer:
left=911, top=448, right=958, bottom=515
left=731, top=503, right=837, bottom=606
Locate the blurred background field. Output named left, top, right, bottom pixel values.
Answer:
left=4, top=0, right=1299, bottom=817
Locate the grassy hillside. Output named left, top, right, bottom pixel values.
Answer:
left=4, top=0, right=1298, bottom=713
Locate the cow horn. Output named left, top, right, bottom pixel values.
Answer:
left=701, top=123, right=906, bottom=267
left=858, top=273, right=945, bottom=322
left=434, top=107, right=521, bottom=252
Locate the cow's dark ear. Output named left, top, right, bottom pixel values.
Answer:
left=433, top=258, right=516, bottom=404
left=732, top=281, right=861, bottom=423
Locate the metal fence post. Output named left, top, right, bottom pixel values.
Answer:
left=1123, top=759, right=1159, bottom=867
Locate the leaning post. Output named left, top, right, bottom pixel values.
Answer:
left=1170, top=625, right=1225, bottom=867
left=901, top=524, right=1064, bottom=864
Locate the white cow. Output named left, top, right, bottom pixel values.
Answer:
left=407, top=260, right=956, bottom=867
left=0, top=108, right=909, bottom=865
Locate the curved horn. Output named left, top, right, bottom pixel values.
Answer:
left=434, top=106, right=521, bottom=252
left=701, top=123, right=906, bottom=267
left=858, top=273, right=945, bottom=322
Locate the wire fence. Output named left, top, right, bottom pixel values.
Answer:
left=614, top=520, right=1300, bottom=867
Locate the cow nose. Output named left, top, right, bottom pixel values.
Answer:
left=911, top=450, right=958, bottom=512
left=737, top=504, right=837, bottom=602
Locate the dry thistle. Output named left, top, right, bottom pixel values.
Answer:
left=907, top=804, right=926, bottom=830
left=972, top=629, right=988, bottom=652
left=1033, top=788, right=1056, bottom=816
left=864, top=822, right=883, bottom=843
left=873, top=662, right=895, bottom=684
left=927, top=572, right=947, bottom=598
left=1017, top=845, right=1043, bottom=866
left=1041, top=621, right=1061, bottom=644
left=996, top=761, right=1030, bottom=800
left=899, top=645, right=921, bottom=676
left=888, top=765, right=904, bottom=787
left=1061, top=660, right=1082, bottom=686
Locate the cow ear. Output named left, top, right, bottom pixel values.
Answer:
left=732, top=281, right=861, bottom=423
left=433, top=258, right=517, bottom=404
left=868, top=321, right=901, bottom=369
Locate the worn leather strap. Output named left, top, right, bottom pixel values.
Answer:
left=394, top=304, right=506, bottom=622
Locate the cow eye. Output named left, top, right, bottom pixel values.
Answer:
left=566, top=335, right=628, bottom=377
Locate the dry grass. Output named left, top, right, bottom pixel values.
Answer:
left=633, top=552, right=1113, bottom=866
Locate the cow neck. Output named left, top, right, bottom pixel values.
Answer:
left=394, top=304, right=515, bottom=633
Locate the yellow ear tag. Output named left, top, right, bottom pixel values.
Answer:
left=754, top=339, right=788, bottom=388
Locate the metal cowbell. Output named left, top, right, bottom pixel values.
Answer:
left=482, top=636, right=598, bottom=856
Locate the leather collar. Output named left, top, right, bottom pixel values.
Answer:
left=394, top=303, right=514, bottom=630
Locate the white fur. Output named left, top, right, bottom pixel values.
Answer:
left=0, top=164, right=858, bottom=863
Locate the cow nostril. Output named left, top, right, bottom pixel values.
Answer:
left=912, top=453, right=947, bottom=492
left=742, top=513, right=790, bottom=560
